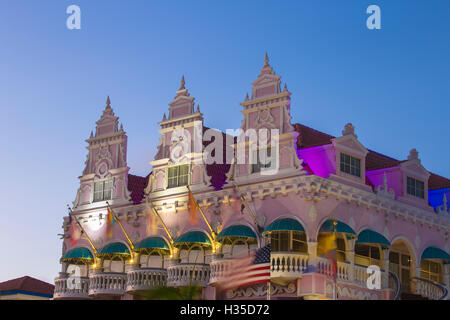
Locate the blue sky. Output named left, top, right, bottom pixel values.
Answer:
left=0, top=1, right=449, bottom=283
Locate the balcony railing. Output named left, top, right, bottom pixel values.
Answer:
left=316, top=258, right=351, bottom=281
left=54, top=275, right=90, bottom=300
left=411, top=277, right=448, bottom=300
left=88, top=272, right=127, bottom=296
left=126, top=268, right=167, bottom=292
left=167, top=263, right=210, bottom=287
left=271, top=252, right=309, bottom=279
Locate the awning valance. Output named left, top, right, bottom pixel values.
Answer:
left=61, top=247, right=94, bottom=262
left=356, top=230, right=391, bottom=248
left=217, top=225, right=257, bottom=241
left=263, top=218, right=305, bottom=235
left=98, top=242, right=130, bottom=256
left=319, top=220, right=357, bottom=239
left=421, top=247, right=450, bottom=262
left=174, top=231, right=211, bottom=247
left=135, top=237, right=170, bottom=251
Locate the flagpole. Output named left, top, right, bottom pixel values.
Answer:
left=333, top=219, right=338, bottom=300
left=144, top=194, right=174, bottom=245
left=186, top=185, right=216, bottom=239
left=267, top=231, right=272, bottom=301
left=105, top=201, right=134, bottom=251
left=67, top=205, right=97, bottom=255
left=228, top=175, right=260, bottom=230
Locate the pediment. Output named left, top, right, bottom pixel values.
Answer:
left=332, top=135, right=368, bottom=156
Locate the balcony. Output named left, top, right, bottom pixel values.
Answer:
left=167, top=263, right=210, bottom=287
left=271, top=252, right=309, bottom=280
left=411, top=277, right=448, bottom=300
left=53, top=274, right=90, bottom=300
left=126, top=268, right=167, bottom=292
left=88, top=272, right=127, bottom=297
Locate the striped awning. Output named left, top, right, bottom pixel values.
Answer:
left=61, top=247, right=94, bottom=262
left=98, top=242, right=130, bottom=256
left=421, top=247, right=450, bottom=262
left=174, top=231, right=211, bottom=247
left=320, top=220, right=357, bottom=239
left=263, top=218, right=305, bottom=235
left=217, top=225, right=257, bottom=241
left=356, top=230, right=391, bottom=248
left=135, top=237, right=170, bottom=251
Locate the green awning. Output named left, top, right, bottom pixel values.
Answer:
left=320, top=220, right=356, bottom=239
left=135, top=237, right=170, bottom=251
left=174, top=231, right=211, bottom=247
left=263, top=218, right=305, bottom=234
left=98, top=242, right=130, bottom=256
left=356, top=230, right=391, bottom=248
left=61, top=247, right=94, bottom=262
left=217, top=225, right=257, bottom=241
left=421, top=247, right=450, bottom=262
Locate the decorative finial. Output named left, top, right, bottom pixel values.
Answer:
left=179, top=75, right=185, bottom=90
left=264, top=52, right=270, bottom=67
left=120, top=123, right=123, bottom=131
left=106, top=96, right=111, bottom=108
left=196, top=105, right=200, bottom=113
left=342, top=123, right=355, bottom=136
left=408, top=148, right=419, bottom=160
left=245, top=92, right=249, bottom=101
left=284, top=83, right=288, bottom=92
left=438, top=193, right=448, bottom=214
left=162, top=113, right=167, bottom=121
left=90, top=131, right=93, bottom=139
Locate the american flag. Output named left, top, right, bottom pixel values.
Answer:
left=218, top=244, right=271, bottom=291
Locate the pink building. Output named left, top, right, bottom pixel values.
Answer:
left=54, top=55, right=450, bottom=300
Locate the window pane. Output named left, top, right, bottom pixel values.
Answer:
left=389, top=252, right=399, bottom=264
left=401, top=254, right=410, bottom=267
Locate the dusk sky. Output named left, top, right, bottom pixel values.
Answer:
left=0, top=1, right=449, bottom=283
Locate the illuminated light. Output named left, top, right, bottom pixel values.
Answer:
left=129, top=259, right=134, bottom=264
left=92, top=264, right=97, bottom=268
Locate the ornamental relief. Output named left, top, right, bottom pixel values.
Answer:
left=225, top=282, right=296, bottom=299
left=255, top=107, right=275, bottom=130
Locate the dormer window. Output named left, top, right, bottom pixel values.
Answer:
left=340, top=153, right=361, bottom=177
left=406, top=176, right=424, bottom=199
left=167, top=164, right=189, bottom=188
left=251, top=147, right=273, bottom=173
left=93, top=179, right=113, bottom=202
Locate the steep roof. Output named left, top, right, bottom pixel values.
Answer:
left=0, top=276, right=54, bottom=297
left=128, top=173, right=150, bottom=204
left=294, top=123, right=450, bottom=190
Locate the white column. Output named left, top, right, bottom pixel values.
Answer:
left=346, top=239, right=355, bottom=281
left=444, top=264, right=450, bottom=287
left=307, top=241, right=318, bottom=270
left=382, top=248, right=390, bottom=288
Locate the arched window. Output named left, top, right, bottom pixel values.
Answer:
left=317, top=234, right=346, bottom=262
left=271, top=231, right=307, bottom=253
left=420, top=260, right=442, bottom=283
left=355, top=244, right=381, bottom=267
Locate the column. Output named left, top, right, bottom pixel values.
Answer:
left=307, top=240, right=318, bottom=271
left=381, top=248, right=390, bottom=288
left=346, top=239, right=355, bottom=281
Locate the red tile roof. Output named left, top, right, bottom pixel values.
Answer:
left=293, top=122, right=450, bottom=190
left=0, top=276, right=54, bottom=297
left=429, top=173, right=450, bottom=190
